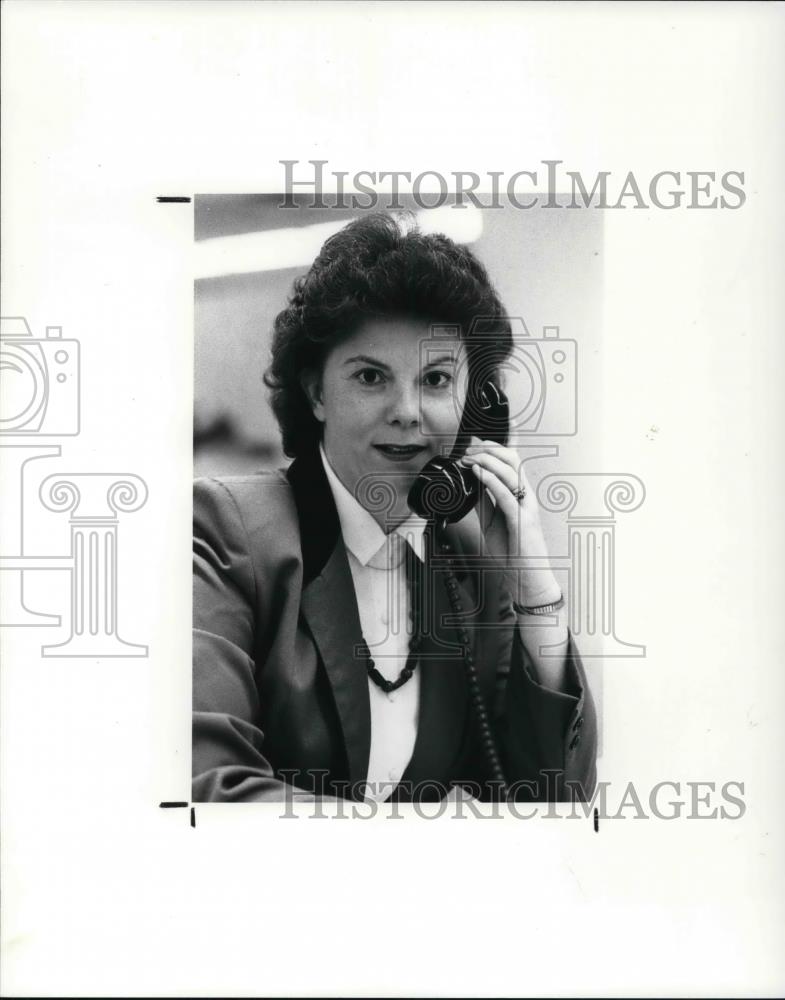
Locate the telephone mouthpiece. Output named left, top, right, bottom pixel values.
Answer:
left=407, top=455, right=479, bottom=524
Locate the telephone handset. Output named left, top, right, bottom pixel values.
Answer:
left=407, top=380, right=510, bottom=525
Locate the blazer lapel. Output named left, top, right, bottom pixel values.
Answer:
left=442, top=516, right=506, bottom=708
left=287, top=448, right=371, bottom=795
left=399, top=549, right=469, bottom=790
left=299, top=542, right=371, bottom=794
left=400, top=517, right=507, bottom=794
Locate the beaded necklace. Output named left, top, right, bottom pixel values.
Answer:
left=357, top=519, right=509, bottom=799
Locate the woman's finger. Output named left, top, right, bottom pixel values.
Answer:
left=464, top=441, right=533, bottom=492
left=471, top=464, right=521, bottom=536
left=464, top=439, right=520, bottom=468
left=461, top=450, right=521, bottom=497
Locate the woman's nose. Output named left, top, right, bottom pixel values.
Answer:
left=386, top=385, right=420, bottom=426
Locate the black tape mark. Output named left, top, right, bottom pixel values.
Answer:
left=594, top=808, right=599, bottom=832
left=159, top=801, right=188, bottom=808
left=190, top=806, right=196, bottom=828
left=156, top=196, right=192, bottom=203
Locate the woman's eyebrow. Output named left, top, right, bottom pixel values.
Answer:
left=341, top=353, right=457, bottom=368
left=342, top=354, right=389, bottom=368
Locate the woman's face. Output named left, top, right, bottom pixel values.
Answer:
left=301, top=317, right=468, bottom=527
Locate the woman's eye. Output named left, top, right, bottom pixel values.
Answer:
left=423, top=370, right=453, bottom=388
left=355, top=368, right=385, bottom=386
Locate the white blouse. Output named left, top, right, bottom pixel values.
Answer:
left=319, top=444, right=427, bottom=802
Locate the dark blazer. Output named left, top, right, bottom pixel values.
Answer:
left=192, top=446, right=597, bottom=803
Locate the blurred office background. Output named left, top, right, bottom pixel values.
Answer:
left=194, top=195, right=603, bottom=479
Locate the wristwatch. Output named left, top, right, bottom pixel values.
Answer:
left=512, top=593, right=565, bottom=616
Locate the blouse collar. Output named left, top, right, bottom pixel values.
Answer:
left=319, top=442, right=427, bottom=566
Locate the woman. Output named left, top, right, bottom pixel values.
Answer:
left=193, top=213, right=596, bottom=804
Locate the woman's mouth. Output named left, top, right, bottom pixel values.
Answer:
left=373, top=444, right=427, bottom=463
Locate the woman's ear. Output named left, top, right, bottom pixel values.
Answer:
left=300, top=369, right=325, bottom=423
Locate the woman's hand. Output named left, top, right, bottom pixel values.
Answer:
left=460, top=437, right=562, bottom=608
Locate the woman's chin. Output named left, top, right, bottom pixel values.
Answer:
left=356, top=482, right=416, bottom=528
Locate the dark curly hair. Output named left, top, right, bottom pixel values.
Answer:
left=263, top=212, right=513, bottom=458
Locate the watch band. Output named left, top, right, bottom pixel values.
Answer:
left=513, top=593, right=565, bottom=616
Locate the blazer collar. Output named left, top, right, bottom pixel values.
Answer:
left=286, top=445, right=342, bottom=585
left=287, top=447, right=369, bottom=791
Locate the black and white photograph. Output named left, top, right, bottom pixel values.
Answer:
left=193, top=195, right=604, bottom=806
left=2, top=2, right=783, bottom=997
